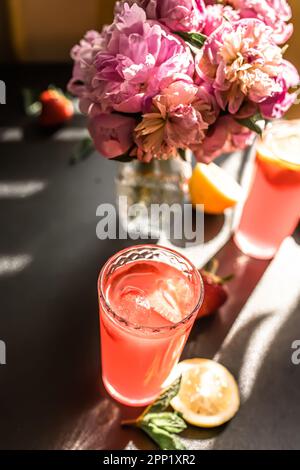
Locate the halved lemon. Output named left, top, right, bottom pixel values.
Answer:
left=170, top=358, right=240, bottom=428
left=189, top=163, right=242, bottom=214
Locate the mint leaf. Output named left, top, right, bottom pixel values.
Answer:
left=146, top=376, right=182, bottom=414
left=142, top=412, right=187, bottom=434
left=121, top=377, right=186, bottom=450
left=140, top=422, right=187, bottom=451
left=236, top=113, right=265, bottom=135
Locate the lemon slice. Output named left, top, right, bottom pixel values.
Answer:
left=257, top=120, right=300, bottom=171
left=170, top=359, right=240, bottom=428
left=189, top=163, right=242, bottom=214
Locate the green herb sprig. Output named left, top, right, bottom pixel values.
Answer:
left=122, top=377, right=187, bottom=450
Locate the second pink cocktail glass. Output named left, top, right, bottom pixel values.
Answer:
left=235, top=120, right=300, bottom=259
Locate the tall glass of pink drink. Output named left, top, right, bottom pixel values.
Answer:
left=235, top=120, right=300, bottom=259
left=98, top=245, right=203, bottom=407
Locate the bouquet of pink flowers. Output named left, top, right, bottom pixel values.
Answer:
left=68, top=0, right=299, bottom=162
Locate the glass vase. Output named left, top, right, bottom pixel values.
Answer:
left=116, top=156, right=192, bottom=239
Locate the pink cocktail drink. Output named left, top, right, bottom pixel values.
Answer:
left=98, top=245, right=203, bottom=406
left=235, top=120, right=300, bottom=259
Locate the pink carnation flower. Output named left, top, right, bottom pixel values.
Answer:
left=88, top=113, right=137, bottom=158
left=195, top=116, right=255, bottom=162
left=197, top=19, right=286, bottom=115
left=92, top=3, right=194, bottom=114
left=227, top=0, right=293, bottom=44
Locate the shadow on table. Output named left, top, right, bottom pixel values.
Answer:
left=185, top=237, right=270, bottom=359
left=210, top=295, right=300, bottom=449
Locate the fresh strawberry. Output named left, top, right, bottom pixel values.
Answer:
left=39, top=89, right=74, bottom=127
left=197, top=260, right=232, bottom=319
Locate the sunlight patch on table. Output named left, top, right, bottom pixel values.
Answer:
left=0, top=127, right=24, bottom=142
left=0, top=255, right=32, bottom=277
left=192, top=236, right=300, bottom=450
left=0, top=181, right=47, bottom=198
left=53, top=128, right=89, bottom=142
left=215, top=236, right=300, bottom=401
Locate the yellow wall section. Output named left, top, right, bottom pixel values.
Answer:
left=7, top=0, right=115, bottom=62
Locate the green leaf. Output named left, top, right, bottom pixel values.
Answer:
left=178, top=148, right=187, bottom=161
left=204, top=258, right=219, bottom=275
left=177, top=31, right=207, bottom=50
left=111, top=144, right=137, bottom=163
left=121, top=377, right=186, bottom=450
left=142, top=412, right=187, bottom=434
left=22, top=88, right=42, bottom=117
left=236, top=113, right=265, bottom=135
left=146, top=376, right=182, bottom=414
left=140, top=422, right=186, bottom=451
left=112, top=154, right=135, bottom=163
left=70, top=137, right=94, bottom=164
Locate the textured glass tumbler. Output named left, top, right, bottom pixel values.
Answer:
left=98, top=245, right=203, bottom=406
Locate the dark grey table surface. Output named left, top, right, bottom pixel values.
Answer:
left=0, top=65, right=299, bottom=450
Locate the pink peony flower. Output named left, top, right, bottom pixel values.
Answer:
left=260, top=60, right=300, bottom=119
left=135, top=79, right=211, bottom=161
left=196, top=19, right=285, bottom=115
left=149, top=0, right=206, bottom=33
left=69, top=1, right=298, bottom=164
left=193, top=84, right=220, bottom=126
left=227, top=0, right=293, bottom=44
left=203, top=4, right=240, bottom=36
left=116, top=0, right=206, bottom=33
left=88, top=113, right=137, bottom=158
left=194, top=116, right=255, bottom=162
left=68, top=29, right=111, bottom=113
left=92, top=3, right=194, bottom=114
left=114, top=0, right=151, bottom=14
